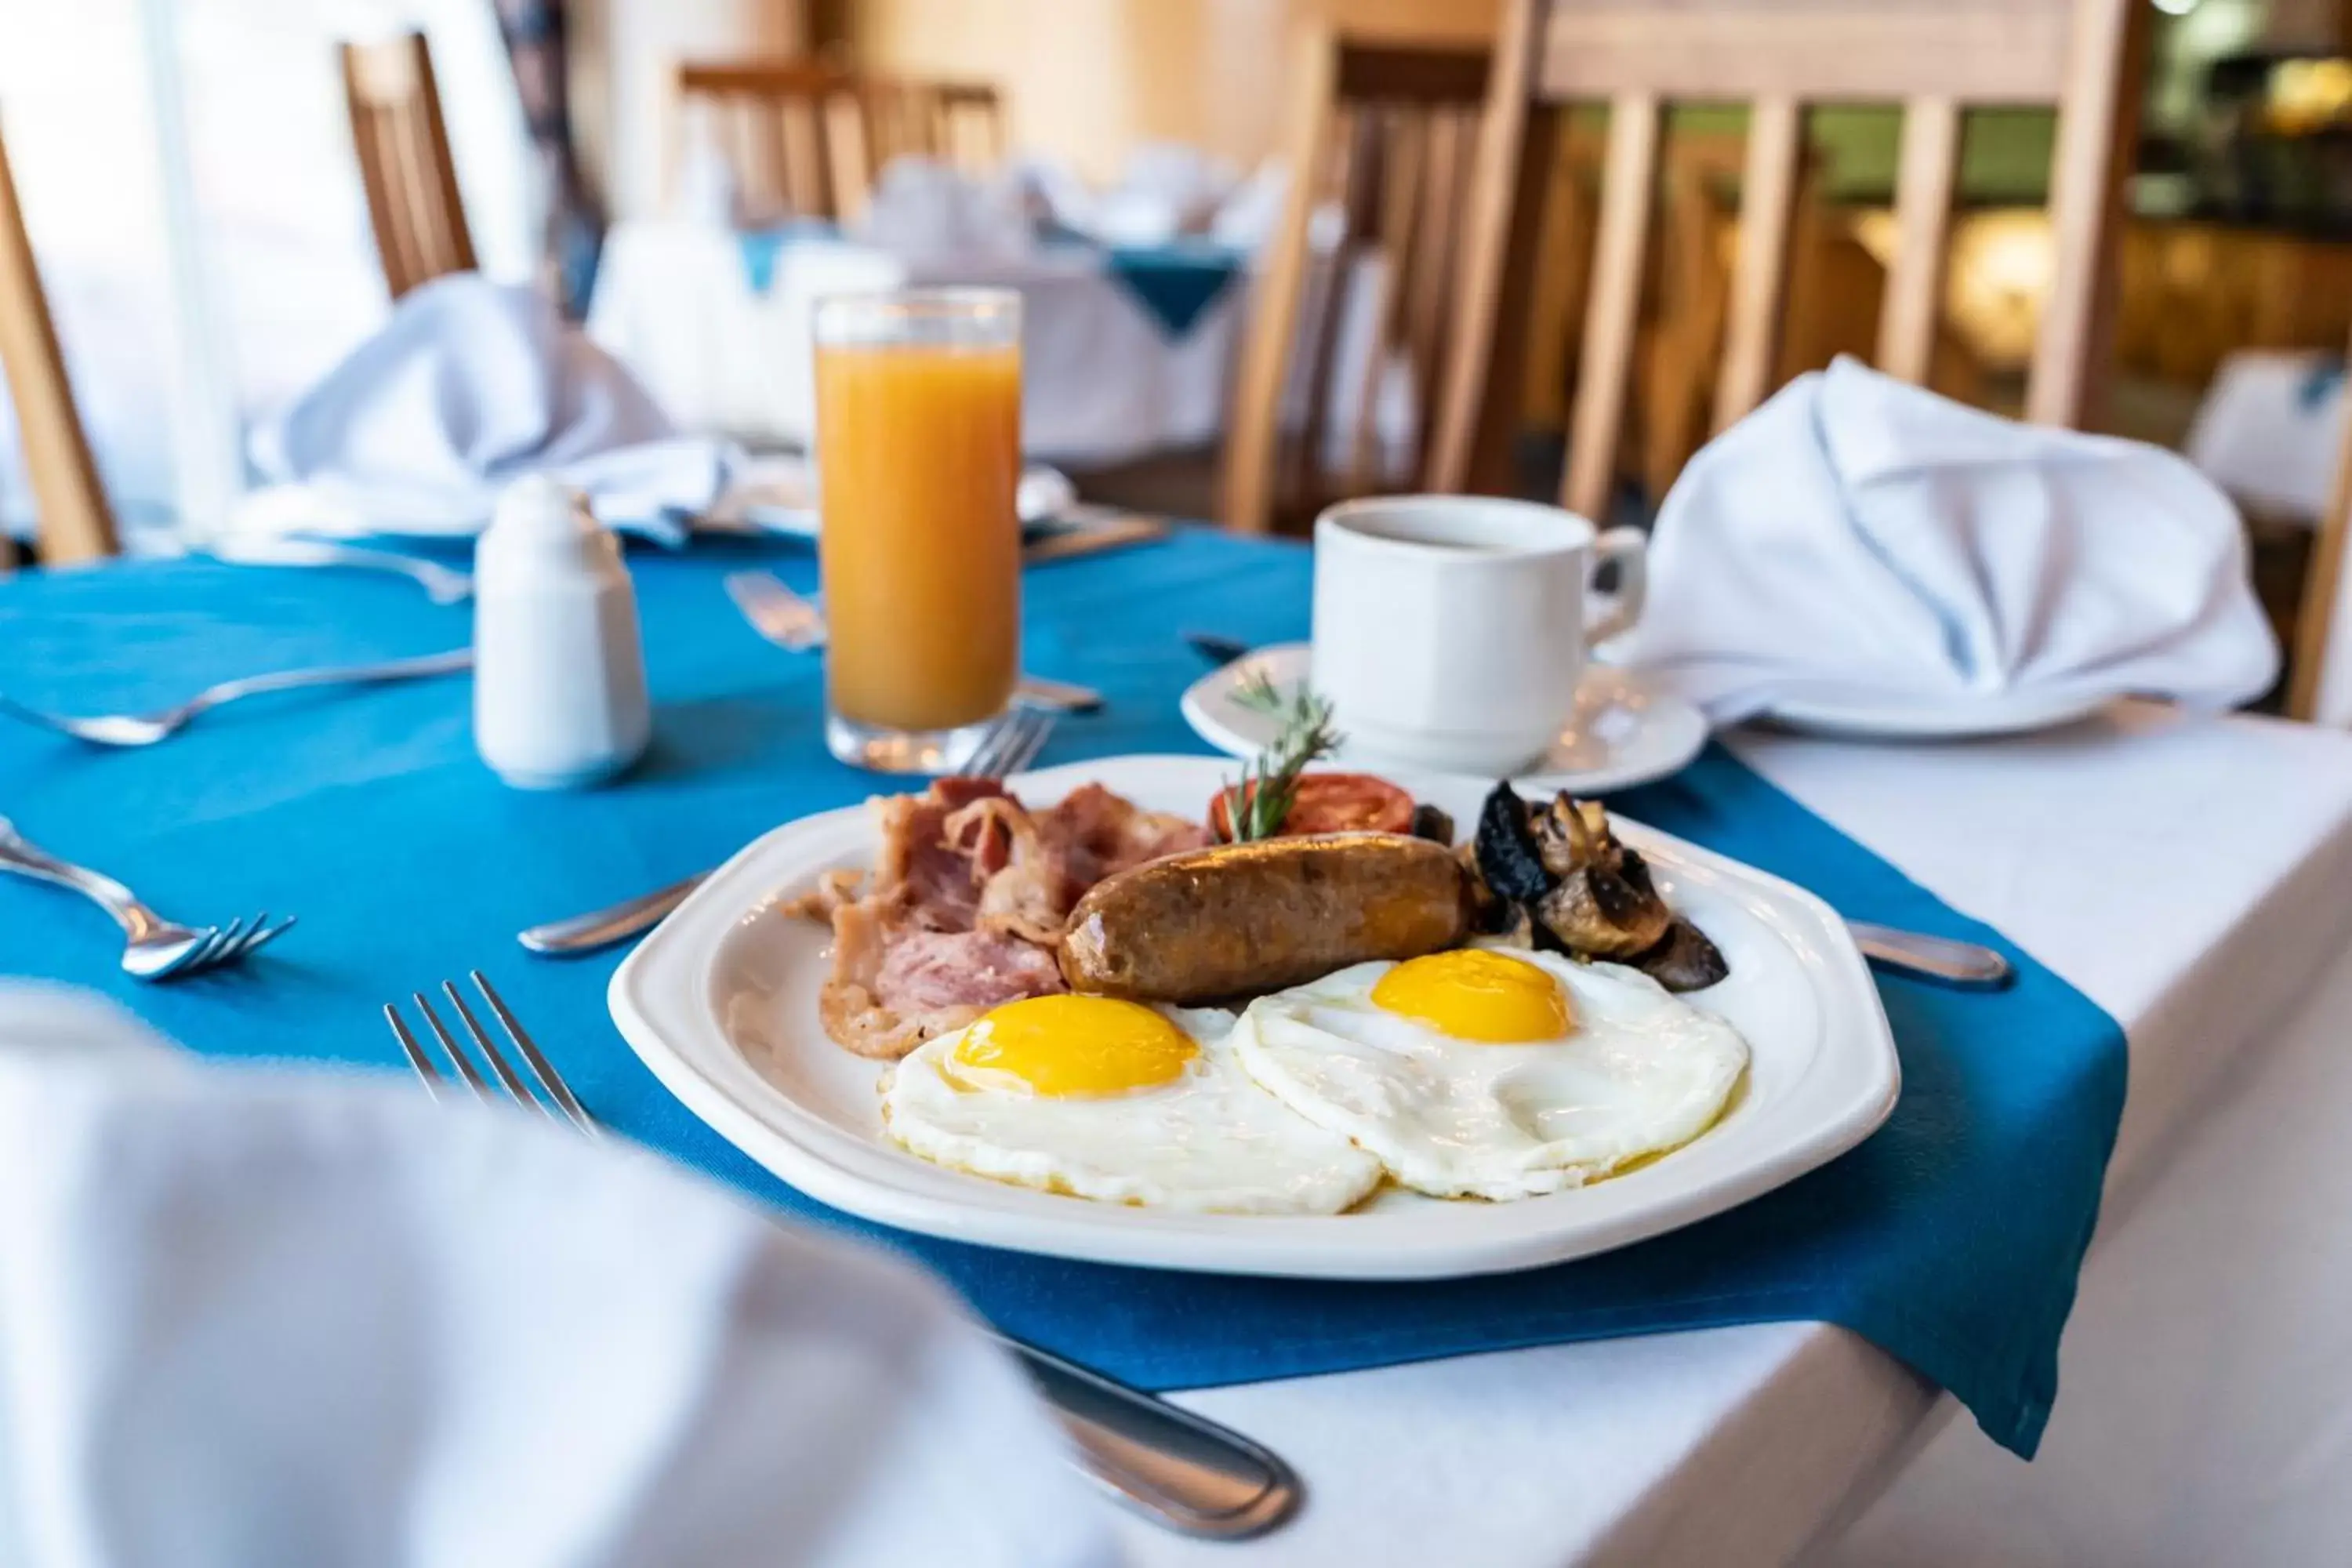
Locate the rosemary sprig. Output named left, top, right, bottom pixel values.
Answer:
left=1219, top=672, right=1341, bottom=842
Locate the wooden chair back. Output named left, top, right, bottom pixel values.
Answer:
left=2291, top=347, right=2352, bottom=724
left=1220, top=29, right=1490, bottom=534
left=1434, top=0, right=2148, bottom=520
left=342, top=33, right=478, bottom=300
left=0, top=119, right=115, bottom=568
left=671, top=60, right=1006, bottom=225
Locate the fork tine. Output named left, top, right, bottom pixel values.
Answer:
left=955, top=712, right=1011, bottom=779
left=162, top=925, right=231, bottom=979
left=471, top=971, right=596, bottom=1137
left=235, top=913, right=297, bottom=959
left=221, top=911, right=267, bottom=958
left=414, top=992, right=495, bottom=1101
left=1000, top=710, right=1054, bottom=775
left=442, top=979, right=550, bottom=1120
left=385, top=1003, right=451, bottom=1102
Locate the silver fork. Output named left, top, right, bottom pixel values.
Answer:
left=381, top=972, right=1294, bottom=1538
left=0, top=647, right=474, bottom=747
left=515, top=706, right=1058, bottom=957
left=0, top=816, right=295, bottom=979
left=724, top=571, right=1103, bottom=713
left=962, top=703, right=1058, bottom=777
left=383, top=970, right=596, bottom=1137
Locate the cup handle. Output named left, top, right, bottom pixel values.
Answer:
left=1584, top=526, right=1648, bottom=648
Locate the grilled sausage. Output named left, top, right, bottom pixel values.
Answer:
left=1058, top=832, right=1471, bottom=1003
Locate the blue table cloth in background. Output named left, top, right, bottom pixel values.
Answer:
left=0, top=531, right=2122, bottom=1456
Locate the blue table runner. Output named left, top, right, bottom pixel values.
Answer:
left=0, top=531, right=2122, bottom=1457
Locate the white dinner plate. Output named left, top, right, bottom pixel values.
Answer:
left=609, top=755, right=1900, bottom=1280
left=1181, top=642, right=1711, bottom=795
left=1762, top=685, right=2114, bottom=742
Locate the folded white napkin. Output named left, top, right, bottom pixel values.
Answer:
left=1618, top=358, right=2280, bottom=724
left=853, top=157, right=1034, bottom=263
left=0, top=985, right=1116, bottom=1568
left=228, top=274, right=739, bottom=544
left=1085, top=143, right=1236, bottom=248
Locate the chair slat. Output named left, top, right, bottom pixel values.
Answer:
left=673, top=61, right=1002, bottom=223
left=1350, top=111, right=1428, bottom=491
left=1220, top=26, right=1340, bottom=533
left=1562, top=93, right=1660, bottom=521
left=1712, top=94, right=1803, bottom=433
left=0, top=122, right=115, bottom=564
left=1876, top=96, right=1962, bottom=384
left=341, top=35, right=476, bottom=299
left=2027, top=0, right=2143, bottom=428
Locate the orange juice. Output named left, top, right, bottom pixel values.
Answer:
left=815, top=338, right=1022, bottom=733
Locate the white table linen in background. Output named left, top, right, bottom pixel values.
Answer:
left=0, top=985, right=1115, bottom=1568
left=2184, top=347, right=2344, bottom=522
left=1622, top=358, right=2279, bottom=724
left=1120, top=702, right=2352, bottom=1566
left=587, top=220, right=1239, bottom=467
left=227, top=274, right=741, bottom=543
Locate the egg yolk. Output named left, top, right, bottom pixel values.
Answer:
left=948, top=995, right=1198, bottom=1097
left=1370, top=950, right=1573, bottom=1043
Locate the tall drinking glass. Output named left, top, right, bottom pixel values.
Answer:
left=814, top=289, right=1023, bottom=772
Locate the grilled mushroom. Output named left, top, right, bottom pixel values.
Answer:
left=1530, top=797, right=1674, bottom=958
left=1456, top=840, right=1515, bottom=934
left=1474, top=782, right=1552, bottom=902
left=1632, top=916, right=1730, bottom=993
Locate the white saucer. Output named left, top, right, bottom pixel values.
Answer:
left=1180, top=642, right=1711, bottom=793
left=1762, top=685, right=2114, bottom=742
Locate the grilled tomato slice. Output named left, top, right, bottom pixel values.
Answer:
left=1210, top=772, right=1416, bottom=838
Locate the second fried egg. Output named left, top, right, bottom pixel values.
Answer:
left=1232, top=948, right=1748, bottom=1201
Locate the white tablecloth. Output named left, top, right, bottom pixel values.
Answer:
left=585, top=221, right=1239, bottom=466
left=1119, top=702, right=2352, bottom=1566
left=2185, top=348, right=2344, bottom=522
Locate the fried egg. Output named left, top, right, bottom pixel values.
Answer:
left=1233, top=947, right=1748, bottom=1201
left=880, top=993, right=1385, bottom=1214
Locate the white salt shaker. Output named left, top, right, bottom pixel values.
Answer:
left=473, top=476, right=651, bottom=789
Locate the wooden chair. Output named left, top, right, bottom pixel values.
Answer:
left=0, top=118, right=115, bottom=568
left=342, top=33, right=477, bottom=300
left=670, top=60, right=1006, bottom=225
left=2290, top=340, right=2352, bottom=724
left=1220, top=28, right=1491, bottom=535
left=1433, top=0, right=2150, bottom=520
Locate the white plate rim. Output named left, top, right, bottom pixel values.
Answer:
left=608, top=755, right=1900, bottom=1280
left=1179, top=643, right=1711, bottom=795
left=1762, top=685, right=2114, bottom=741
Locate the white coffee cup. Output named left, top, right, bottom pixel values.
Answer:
left=1311, top=495, right=1647, bottom=775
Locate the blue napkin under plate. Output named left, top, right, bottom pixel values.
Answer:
left=0, top=530, right=2122, bottom=1456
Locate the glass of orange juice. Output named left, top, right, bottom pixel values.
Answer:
left=813, top=289, right=1023, bottom=772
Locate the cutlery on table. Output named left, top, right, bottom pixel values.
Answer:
left=381, top=970, right=1298, bottom=1539
left=0, top=816, right=294, bottom=979
left=1183, top=633, right=2016, bottom=990
left=0, top=648, right=474, bottom=747
left=385, top=970, right=597, bottom=1136
left=724, top=571, right=1104, bottom=714
left=1022, top=510, right=1168, bottom=565
left=1847, top=922, right=2013, bottom=989
left=517, top=706, right=1059, bottom=957
left=205, top=535, right=474, bottom=604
